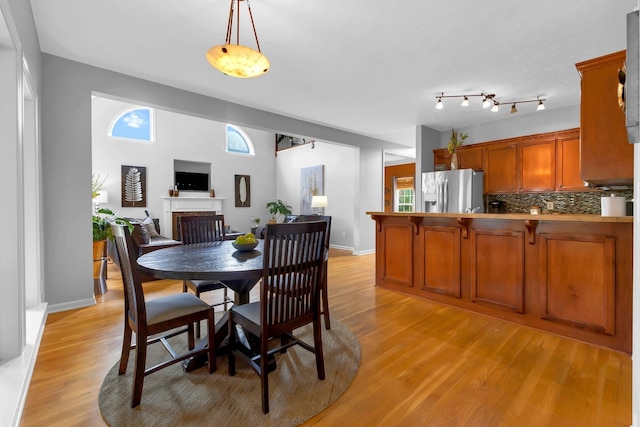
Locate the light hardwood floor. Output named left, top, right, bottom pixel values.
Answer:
left=21, top=249, right=631, bottom=426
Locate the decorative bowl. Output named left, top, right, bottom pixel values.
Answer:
left=232, top=241, right=258, bottom=252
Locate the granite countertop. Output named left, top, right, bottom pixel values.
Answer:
left=366, top=211, right=633, bottom=223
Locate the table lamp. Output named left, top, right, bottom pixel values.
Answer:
left=93, top=190, right=108, bottom=214
left=311, top=195, right=328, bottom=215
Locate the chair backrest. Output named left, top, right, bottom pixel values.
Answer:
left=296, top=215, right=332, bottom=249
left=261, top=221, right=327, bottom=332
left=179, top=215, right=225, bottom=244
left=111, top=222, right=147, bottom=329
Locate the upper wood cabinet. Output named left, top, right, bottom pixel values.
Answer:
left=555, top=130, right=586, bottom=191
left=458, top=146, right=484, bottom=171
left=518, top=137, right=556, bottom=192
left=576, top=51, right=633, bottom=186
left=485, top=143, right=517, bottom=193
left=433, top=150, right=451, bottom=171
left=432, top=128, right=583, bottom=194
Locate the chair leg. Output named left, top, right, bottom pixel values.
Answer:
left=182, top=279, right=188, bottom=293
left=195, top=288, right=202, bottom=339
left=321, top=275, right=331, bottom=330
left=131, top=337, right=148, bottom=408
left=313, top=318, right=325, bottom=380
left=223, top=287, right=228, bottom=311
left=207, top=309, right=216, bottom=373
left=119, top=322, right=132, bottom=375
left=228, top=315, right=236, bottom=376
left=260, top=336, right=270, bottom=414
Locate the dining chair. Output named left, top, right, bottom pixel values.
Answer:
left=110, top=222, right=215, bottom=408
left=228, top=221, right=327, bottom=414
left=179, top=214, right=233, bottom=337
left=296, top=215, right=332, bottom=329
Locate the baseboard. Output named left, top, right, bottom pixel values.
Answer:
left=47, top=297, right=96, bottom=314
left=0, top=303, right=48, bottom=427
left=352, top=248, right=375, bottom=256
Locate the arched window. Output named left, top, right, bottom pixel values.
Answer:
left=109, top=107, right=155, bottom=142
left=226, top=124, right=255, bottom=155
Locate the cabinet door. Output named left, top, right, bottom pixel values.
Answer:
left=556, top=132, right=586, bottom=191
left=539, top=233, right=615, bottom=335
left=377, top=221, right=415, bottom=288
left=433, top=149, right=451, bottom=171
left=420, top=225, right=461, bottom=298
left=485, top=143, right=517, bottom=193
left=458, top=147, right=484, bottom=171
left=518, top=138, right=556, bottom=192
left=577, top=51, right=633, bottom=186
left=470, top=229, right=525, bottom=313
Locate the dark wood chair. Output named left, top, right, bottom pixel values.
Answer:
left=228, top=221, right=327, bottom=414
left=179, top=215, right=233, bottom=337
left=297, top=215, right=332, bottom=329
left=110, top=223, right=215, bottom=408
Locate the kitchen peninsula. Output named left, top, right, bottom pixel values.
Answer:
left=368, top=212, right=632, bottom=353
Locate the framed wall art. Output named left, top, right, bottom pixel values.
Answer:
left=121, top=165, right=146, bottom=207
left=235, top=174, right=251, bottom=207
left=300, top=165, right=324, bottom=214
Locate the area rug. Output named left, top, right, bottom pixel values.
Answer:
left=99, top=319, right=360, bottom=426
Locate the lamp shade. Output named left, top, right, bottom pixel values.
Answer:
left=94, top=191, right=108, bottom=204
left=206, top=44, right=270, bottom=78
left=311, top=196, right=328, bottom=208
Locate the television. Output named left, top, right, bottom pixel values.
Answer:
left=175, top=171, right=209, bottom=192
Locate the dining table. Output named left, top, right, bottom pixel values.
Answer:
left=137, top=239, right=264, bottom=371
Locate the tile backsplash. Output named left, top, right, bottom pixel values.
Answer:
left=488, top=190, right=633, bottom=215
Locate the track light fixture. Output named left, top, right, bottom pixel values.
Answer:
left=435, top=92, right=546, bottom=114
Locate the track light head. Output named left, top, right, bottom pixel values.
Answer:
left=511, top=103, right=518, bottom=114
left=491, top=101, right=499, bottom=112
left=482, top=97, right=491, bottom=108
left=436, top=98, right=443, bottom=110
left=461, top=96, right=469, bottom=107
left=537, top=98, right=545, bottom=111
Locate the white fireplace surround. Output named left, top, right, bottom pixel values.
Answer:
left=162, top=196, right=226, bottom=237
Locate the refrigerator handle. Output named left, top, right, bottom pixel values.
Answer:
left=443, top=178, right=448, bottom=212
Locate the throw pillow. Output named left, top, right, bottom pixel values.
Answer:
left=131, top=223, right=150, bottom=246
left=142, top=216, right=160, bottom=238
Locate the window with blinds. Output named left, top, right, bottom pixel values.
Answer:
left=394, top=176, right=414, bottom=212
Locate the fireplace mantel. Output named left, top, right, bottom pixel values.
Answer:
left=162, top=196, right=226, bottom=238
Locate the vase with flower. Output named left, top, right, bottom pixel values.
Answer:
left=447, top=128, right=468, bottom=170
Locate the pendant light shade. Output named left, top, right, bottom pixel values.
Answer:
left=206, top=0, right=270, bottom=78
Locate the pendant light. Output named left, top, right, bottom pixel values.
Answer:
left=206, top=0, right=270, bottom=78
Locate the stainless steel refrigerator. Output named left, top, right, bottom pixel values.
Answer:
left=422, top=169, right=484, bottom=213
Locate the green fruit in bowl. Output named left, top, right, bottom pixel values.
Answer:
left=234, top=235, right=248, bottom=244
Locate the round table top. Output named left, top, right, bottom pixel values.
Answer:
left=137, top=240, right=264, bottom=285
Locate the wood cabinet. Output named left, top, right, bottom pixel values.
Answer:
left=485, top=143, right=517, bottom=193
left=555, top=131, right=586, bottom=191
left=470, top=229, right=524, bottom=313
left=576, top=51, right=633, bottom=186
left=458, top=146, right=484, bottom=171
left=518, top=137, right=556, bottom=192
left=539, top=233, right=615, bottom=335
left=433, top=128, right=583, bottom=194
left=420, top=225, right=461, bottom=297
left=433, top=150, right=451, bottom=171
left=370, top=213, right=633, bottom=353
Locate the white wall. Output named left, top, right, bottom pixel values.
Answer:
left=276, top=141, right=357, bottom=249
left=92, top=97, right=277, bottom=231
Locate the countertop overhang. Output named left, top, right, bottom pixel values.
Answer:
left=366, top=212, right=633, bottom=223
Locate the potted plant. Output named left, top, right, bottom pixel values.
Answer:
left=266, top=199, right=292, bottom=223
left=92, top=208, right=132, bottom=286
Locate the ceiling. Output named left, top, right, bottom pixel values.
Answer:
left=30, top=0, right=637, bottom=154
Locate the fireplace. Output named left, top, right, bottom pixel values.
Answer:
left=162, top=196, right=225, bottom=240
